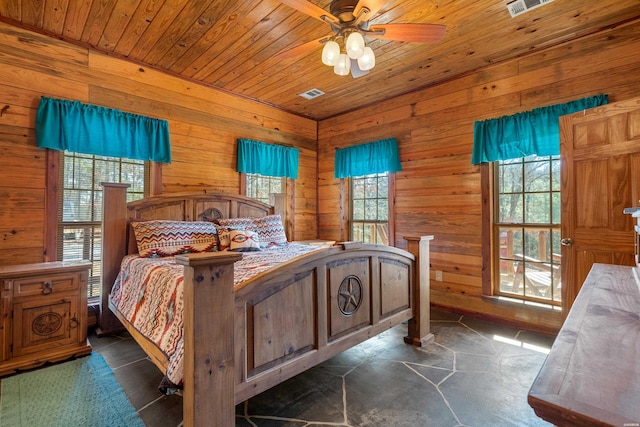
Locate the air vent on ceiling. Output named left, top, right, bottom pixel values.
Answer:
left=298, top=88, right=325, bottom=100
left=507, top=0, right=554, bottom=18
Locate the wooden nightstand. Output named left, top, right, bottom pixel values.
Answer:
left=0, top=260, right=92, bottom=376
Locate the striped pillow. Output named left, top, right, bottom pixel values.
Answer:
left=132, top=220, right=218, bottom=258
left=253, top=215, right=288, bottom=248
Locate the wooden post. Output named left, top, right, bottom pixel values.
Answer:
left=97, top=182, right=130, bottom=336
left=404, top=235, right=434, bottom=347
left=175, top=251, right=242, bottom=427
left=271, top=192, right=293, bottom=241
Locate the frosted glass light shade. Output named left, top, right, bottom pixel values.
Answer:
left=334, top=53, right=351, bottom=76
left=346, top=32, right=365, bottom=59
left=357, top=46, right=376, bottom=71
left=321, top=41, right=340, bottom=66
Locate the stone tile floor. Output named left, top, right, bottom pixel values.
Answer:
left=90, top=310, right=555, bottom=426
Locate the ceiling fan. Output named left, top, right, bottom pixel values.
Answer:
left=277, top=0, right=446, bottom=78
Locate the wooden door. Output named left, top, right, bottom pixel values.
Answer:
left=560, top=97, right=640, bottom=315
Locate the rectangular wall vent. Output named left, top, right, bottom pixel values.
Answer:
left=507, top=0, right=554, bottom=18
left=298, top=88, right=325, bottom=100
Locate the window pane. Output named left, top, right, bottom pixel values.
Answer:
left=365, top=177, right=378, bottom=198
left=352, top=178, right=365, bottom=199
left=378, top=198, right=388, bottom=221
left=551, top=157, right=561, bottom=191
left=499, top=194, right=523, bottom=223
left=525, top=193, right=550, bottom=223
left=552, top=192, right=561, bottom=224
left=524, top=160, right=550, bottom=192
left=365, top=200, right=378, bottom=220
left=352, top=199, right=365, bottom=220
left=499, top=163, right=522, bottom=193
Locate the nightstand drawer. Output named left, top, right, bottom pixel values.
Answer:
left=11, top=272, right=80, bottom=297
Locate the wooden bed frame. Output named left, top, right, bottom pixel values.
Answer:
left=100, top=182, right=434, bottom=427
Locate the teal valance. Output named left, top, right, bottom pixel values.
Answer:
left=35, top=97, right=171, bottom=163
left=237, top=138, right=299, bottom=179
left=334, top=138, right=401, bottom=178
left=471, top=94, right=608, bottom=164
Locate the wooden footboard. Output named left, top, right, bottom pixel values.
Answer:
left=100, top=183, right=433, bottom=427
left=176, top=238, right=432, bottom=426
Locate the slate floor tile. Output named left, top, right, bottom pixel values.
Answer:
left=89, top=310, right=554, bottom=427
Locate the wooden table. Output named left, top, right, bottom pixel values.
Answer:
left=528, top=263, right=640, bottom=426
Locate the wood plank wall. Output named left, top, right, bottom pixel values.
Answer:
left=3, top=18, right=640, bottom=333
left=318, top=20, right=640, bottom=333
left=0, top=22, right=317, bottom=267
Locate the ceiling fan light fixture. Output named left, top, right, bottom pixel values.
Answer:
left=357, top=46, right=375, bottom=71
left=334, top=53, right=351, bottom=75
left=346, top=31, right=365, bottom=59
left=321, top=40, right=340, bottom=66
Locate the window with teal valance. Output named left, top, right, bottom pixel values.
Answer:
left=237, top=138, right=299, bottom=179
left=334, top=138, right=401, bottom=178
left=35, top=96, right=171, bottom=163
left=471, top=94, right=608, bottom=164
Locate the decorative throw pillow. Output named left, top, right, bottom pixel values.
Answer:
left=253, top=214, right=288, bottom=248
left=214, top=225, right=231, bottom=251
left=229, top=229, right=261, bottom=252
left=131, top=220, right=218, bottom=258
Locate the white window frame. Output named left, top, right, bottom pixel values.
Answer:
left=492, top=155, right=562, bottom=306
left=350, top=172, right=391, bottom=245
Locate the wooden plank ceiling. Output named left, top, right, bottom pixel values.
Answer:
left=1, top=0, right=639, bottom=120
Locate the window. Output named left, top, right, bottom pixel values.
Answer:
left=58, top=152, right=148, bottom=300
left=350, top=172, right=389, bottom=245
left=494, top=155, right=561, bottom=305
left=245, top=173, right=285, bottom=205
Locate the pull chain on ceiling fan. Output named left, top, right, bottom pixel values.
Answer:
left=277, top=0, right=446, bottom=78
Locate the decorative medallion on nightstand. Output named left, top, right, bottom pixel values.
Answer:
left=338, top=275, right=363, bottom=316
left=32, top=312, right=63, bottom=336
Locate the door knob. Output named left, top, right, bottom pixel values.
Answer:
left=560, top=238, right=574, bottom=246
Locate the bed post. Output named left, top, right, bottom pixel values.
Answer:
left=175, top=251, right=242, bottom=427
left=98, top=182, right=130, bottom=336
left=404, top=235, right=435, bottom=347
left=270, top=192, right=292, bottom=241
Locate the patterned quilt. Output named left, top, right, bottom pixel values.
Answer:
left=110, top=243, right=323, bottom=386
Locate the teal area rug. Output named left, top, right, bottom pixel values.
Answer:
left=0, top=353, right=145, bottom=427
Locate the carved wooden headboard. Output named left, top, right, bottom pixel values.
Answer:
left=123, top=190, right=282, bottom=255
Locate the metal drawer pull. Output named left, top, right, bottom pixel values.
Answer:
left=41, top=282, right=53, bottom=295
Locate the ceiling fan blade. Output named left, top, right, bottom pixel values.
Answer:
left=278, top=0, right=338, bottom=23
left=274, top=37, right=327, bottom=61
left=354, top=0, right=387, bottom=21
left=369, top=23, right=446, bottom=43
